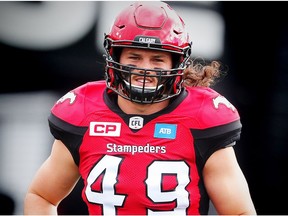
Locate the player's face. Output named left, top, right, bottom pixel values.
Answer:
left=119, top=48, right=173, bottom=88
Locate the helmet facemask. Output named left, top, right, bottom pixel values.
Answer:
left=105, top=55, right=186, bottom=103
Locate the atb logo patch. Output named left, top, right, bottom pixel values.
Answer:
left=154, top=123, right=177, bottom=139
left=89, top=122, right=121, bottom=137
left=129, top=116, right=144, bottom=129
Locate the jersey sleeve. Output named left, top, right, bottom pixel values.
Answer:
left=188, top=87, right=242, bottom=166
left=47, top=81, right=106, bottom=165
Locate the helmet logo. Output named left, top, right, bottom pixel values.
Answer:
left=135, top=36, right=160, bottom=44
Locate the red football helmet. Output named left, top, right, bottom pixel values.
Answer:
left=103, top=1, right=192, bottom=104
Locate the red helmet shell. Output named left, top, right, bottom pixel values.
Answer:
left=106, top=1, right=190, bottom=54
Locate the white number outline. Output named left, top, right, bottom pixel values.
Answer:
left=145, top=160, right=190, bottom=215
left=85, top=155, right=190, bottom=215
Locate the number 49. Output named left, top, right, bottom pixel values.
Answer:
left=85, top=155, right=190, bottom=215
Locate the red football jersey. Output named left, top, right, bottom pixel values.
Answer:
left=48, top=80, right=241, bottom=215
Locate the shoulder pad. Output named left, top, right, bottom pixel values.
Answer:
left=187, top=87, right=240, bottom=128
left=51, top=81, right=106, bottom=126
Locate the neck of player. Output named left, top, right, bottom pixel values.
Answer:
left=117, top=96, right=169, bottom=115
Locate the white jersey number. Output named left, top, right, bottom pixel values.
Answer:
left=85, top=155, right=190, bottom=215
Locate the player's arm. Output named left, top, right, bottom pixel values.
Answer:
left=203, top=146, right=257, bottom=215
left=24, top=139, right=80, bottom=215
